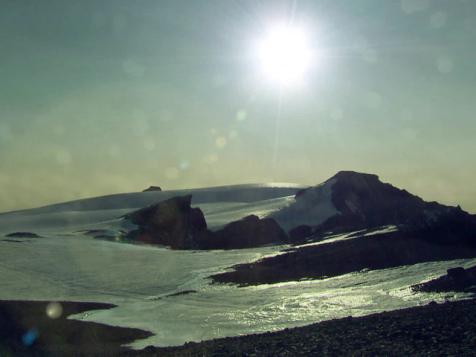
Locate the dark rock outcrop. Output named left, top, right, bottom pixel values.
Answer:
left=162, top=290, right=197, bottom=299
left=405, top=205, right=476, bottom=247
left=413, top=265, right=476, bottom=293
left=211, top=231, right=476, bottom=286
left=210, top=172, right=476, bottom=285
left=124, top=172, right=476, bottom=253
left=288, top=225, right=313, bottom=241
left=123, top=195, right=212, bottom=249
left=142, top=186, right=162, bottom=192
left=5, top=232, right=41, bottom=238
left=316, top=171, right=443, bottom=232
left=293, top=171, right=476, bottom=247
left=447, top=267, right=467, bottom=280
left=199, top=215, right=288, bottom=250
left=123, top=197, right=288, bottom=250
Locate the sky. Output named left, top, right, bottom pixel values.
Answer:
left=0, top=0, right=475, bottom=213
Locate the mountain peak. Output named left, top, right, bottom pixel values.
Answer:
left=287, top=170, right=435, bottom=236
left=329, top=170, right=380, bottom=183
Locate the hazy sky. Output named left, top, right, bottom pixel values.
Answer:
left=1, top=0, right=475, bottom=213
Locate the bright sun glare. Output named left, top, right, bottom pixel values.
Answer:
left=256, top=24, right=314, bottom=86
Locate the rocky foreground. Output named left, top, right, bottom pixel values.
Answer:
left=2, top=298, right=476, bottom=356
left=139, top=299, right=476, bottom=357
left=0, top=300, right=152, bottom=356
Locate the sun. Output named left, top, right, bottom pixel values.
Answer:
left=256, top=24, right=314, bottom=86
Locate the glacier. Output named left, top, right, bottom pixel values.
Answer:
left=0, top=183, right=475, bottom=348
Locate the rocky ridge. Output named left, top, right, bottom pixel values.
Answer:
left=287, top=171, right=476, bottom=246
left=123, top=195, right=288, bottom=250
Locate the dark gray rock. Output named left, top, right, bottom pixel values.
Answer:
left=163, top=290, right=197, bottom=298
left=447, top=267, right=467, bottom=280
left=212, top=232, right=476, bottom=286
left=123, top=195, right=211, bottom=249
left=123, top=197, right=288, bottom=250
left=288, top=225, right=313, bottom=242
left=296, top=171, right=476, bottom=247
left=142, top=186, right=162, bottom=192
left=413, top=265, right=476, bottom=293
left=5, top=232, right=41, bottom=238
left=199, top=215, right=289, bottom=250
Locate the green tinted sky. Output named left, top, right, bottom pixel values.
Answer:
left=0, top=0, right=475, bottom=212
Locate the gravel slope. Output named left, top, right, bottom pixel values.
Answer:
left=136, top=298, right=476, bottom=357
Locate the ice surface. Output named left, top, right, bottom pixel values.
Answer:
left=0, top=184, right=302, bottom=233
left=270, top=179, right=338, bottom=230
left=1, top=234, right=474, bottom=348
left=0, top=183, right=304, bottom=216
left=0, top=183, right=474, bottom=348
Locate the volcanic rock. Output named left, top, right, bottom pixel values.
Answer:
left=283, top=171, right=476, bottom=247
left=123, top=197, right=288, bottom=250
left=212, top=231, right=476, bottom=286
left=199, top=215, right=289, bottom=250
left=123, top=195, right=211, bottom=249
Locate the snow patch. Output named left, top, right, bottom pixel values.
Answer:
left=269, top=179, right=338, bottom=231
left=362, top=225, right=398, bottom=237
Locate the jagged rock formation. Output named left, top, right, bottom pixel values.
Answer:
left=316, top=171, right=453, bottom=232
left=279, top=171, right=476, bottom=247
left=122, top=171, right=475, bottom=253
left=211, top=171, right=476, bottom=285
left=123, top=195, right=211, bottom=249
left=123, top=196, right=287, bottom=250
